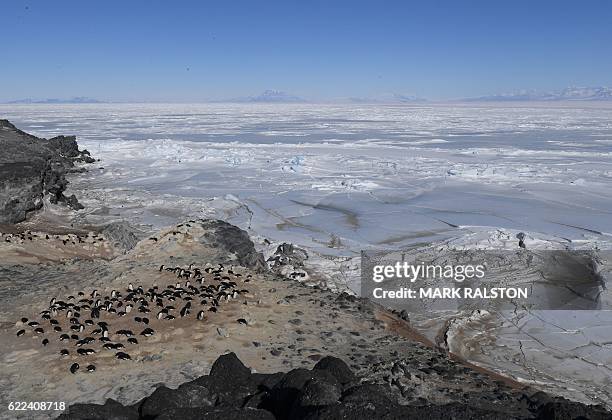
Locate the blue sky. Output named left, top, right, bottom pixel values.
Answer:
left=2, top=0, right=612, bottom=101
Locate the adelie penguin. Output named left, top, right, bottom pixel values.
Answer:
left=115, top=352, right=131, bottom=360
left=86, top=365, right=96, bottom=373
left=70, top=363, right=80, bottom=374
left=140, top=327, right=154, bottom=337
left=16, top=329, right=25, bottom=337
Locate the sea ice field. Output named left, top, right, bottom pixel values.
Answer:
left=2, top=102, right=612, bottom=407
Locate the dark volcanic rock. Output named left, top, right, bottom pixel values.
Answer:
left=313, top=356, right=357, bottom=386
left=57, top=398, right=138, bottom=420
left=0, top=119, right=93, bottom=223
left=155, top=407, right=275, bottom=420
left=60, top=353, right=612, bottom=420
left=533, top=396, right=611, bottom=420
left=139, top=384, right=217, bottom=419
left=197, top=219, right=266, bottom=271
left=267, top=242, right=308, bottom=269
left=209, top=352, right=251, bottom=381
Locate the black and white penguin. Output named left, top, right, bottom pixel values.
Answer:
left=140, top=328, right=154, bottom=337
left=115, top=352, right=131, bottom=360
left=70, top=363, right=79, bottom=374
left=196, top=310, right=205, bottom=320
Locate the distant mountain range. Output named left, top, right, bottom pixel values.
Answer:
left=225, top=90, right=307, bottom=103
left=6, top=97, right=103, bottom=104
left=466, top=86, right=612, bottom=102
left=347, top=93, right=426, bottom=103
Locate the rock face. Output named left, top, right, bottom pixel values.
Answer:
left=0, top=120, right=93, bottom=224
left=102, top=221, right=141, bottom=253
left=196, top=219, right=267, bottom=271
left=58, top=353, right=611, bottom=420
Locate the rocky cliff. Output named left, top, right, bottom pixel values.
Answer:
left=0, top=119, right=94, bottom=224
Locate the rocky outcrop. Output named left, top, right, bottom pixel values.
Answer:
left=102, top=221, right=141, bottom=253
left=0, top=120, right=93, bottom=223
left=58, top=353, right=611, bottom=420
left=196, top=219, right=267, bottom=271
left=266, top=243, right=309, bottom=281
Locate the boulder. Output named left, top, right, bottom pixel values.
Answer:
left=57, top=398, right=138, bottom=420
left=313, top=356, right=357, bottom=386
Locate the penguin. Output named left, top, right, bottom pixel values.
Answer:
left=127, top=337, right=138, bottom=345
left=71, top=334, right=79, bottom=340
left=237, top=318, right=248, bottom=325
left=179, top=303, right=191, bottom=317
left=196, top=310, right=205, bottom=320
left=34, top=327, right=44, bottom=334
left=60, top=349, right=70, bottom=356
left=42, top=338, right=49, bottom=346
left=86, top=365, right=96, bottom=373
left=54, top=326, right=62, bottom=332
left=16, top=329, right=25, bottom=337
left=59, top=334, right=70, bottom=341
left=140, top=328, right=154, bottom=337
left=115, top=352, right=131, bottom=360
left=27, top=321, right=40, bottom=327
left=70, top=363, right=80, bottom=374
left=128, top=283, right=134, bottom=292
left=20, top=317, right=28, bottom=323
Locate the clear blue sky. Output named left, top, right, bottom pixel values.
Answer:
left=2, top=0, right=612, bottom=101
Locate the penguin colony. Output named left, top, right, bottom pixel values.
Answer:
left=0, top=230, right=105, bottom=246
left=15, top=262, right=252, bottom=374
